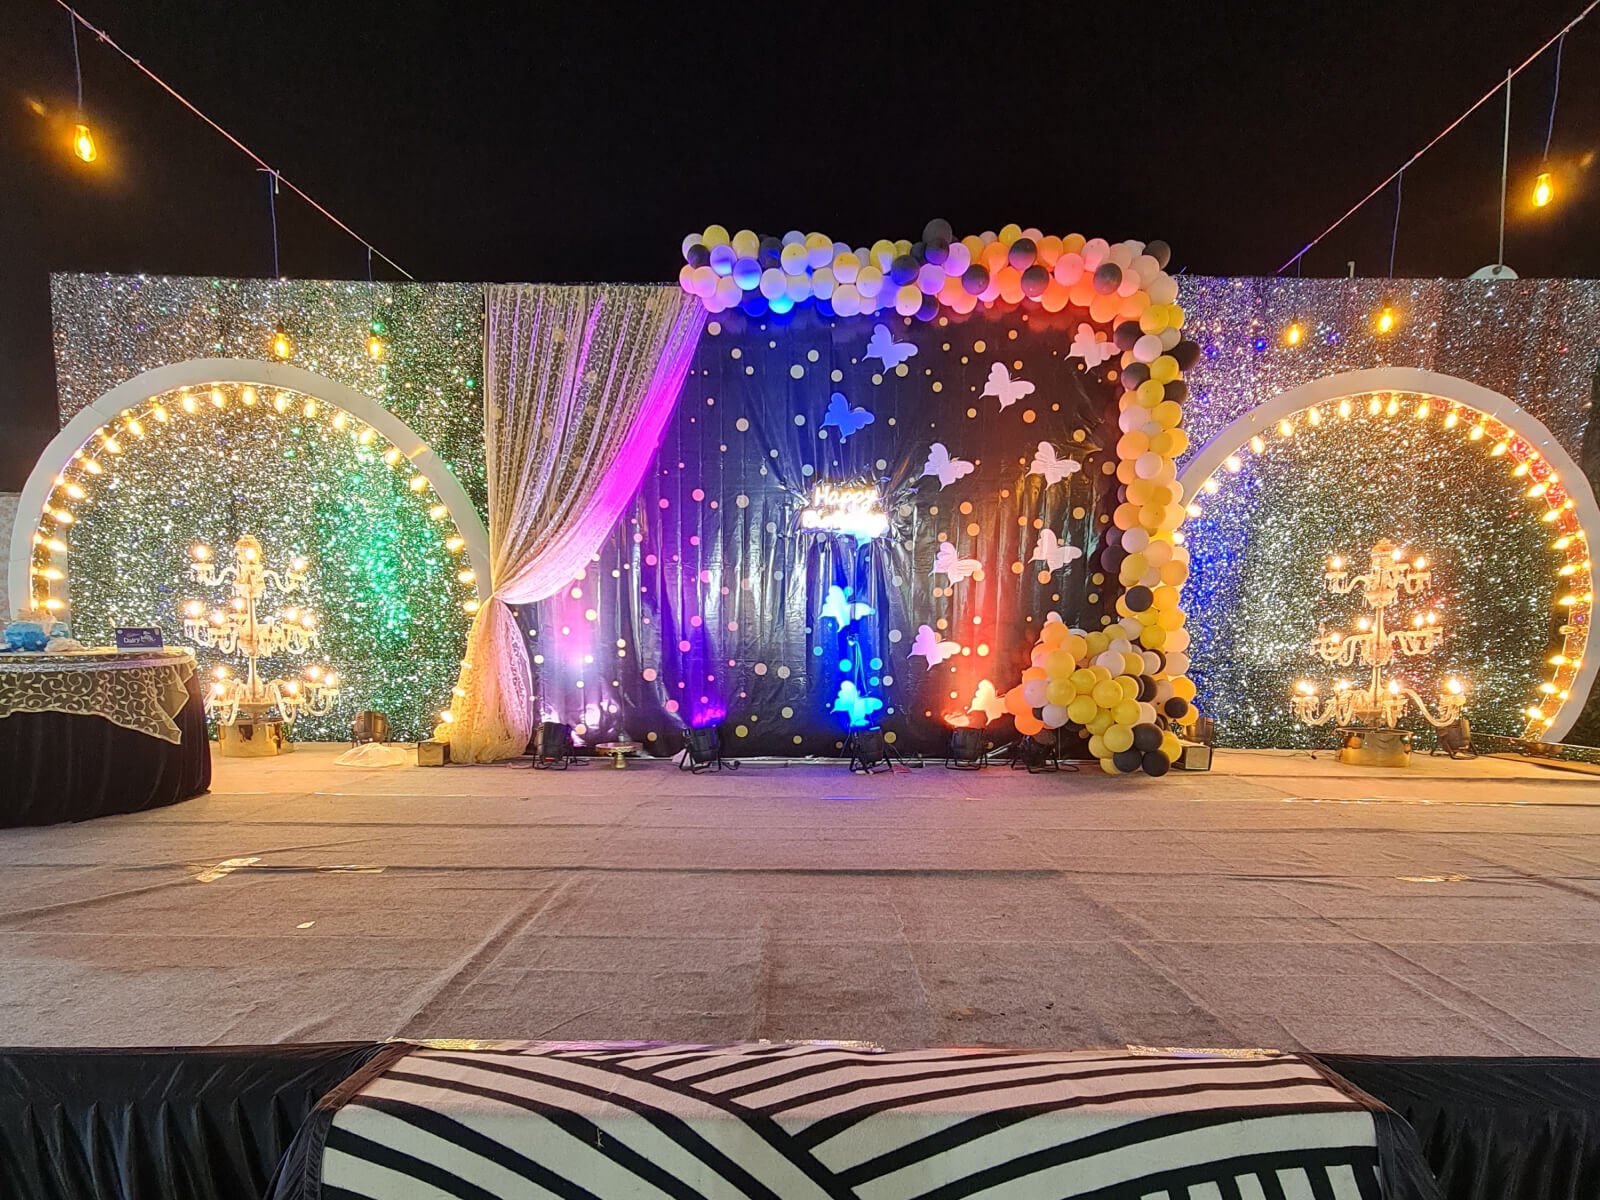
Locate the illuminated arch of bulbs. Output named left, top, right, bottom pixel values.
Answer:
left=7, top=359, right=492, bottom=623
left=1177, top=367, right=1596, bottom=743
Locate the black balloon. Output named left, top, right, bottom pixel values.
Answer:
left=961, top=264, right=990, bottom=295
left=910, top=241, right=926, bottom=264
left=1093, top=262, right=1123, bottom=294
left=1113, top=748, right=1144, bottom=773
left=685, top=243, right=711, bottom=268
left=890, top=254, right=919, bottom=286
left=925, top=237, right=950, bottom=265
left=1163, top=380, right=1189, bottom=405
left=1102, top=546, right=1127, bottom=573
left=1125, top=585, right=1153, bottom=611
left=1171, top=340, right=1201, bottom=370
left=1115, top=484, right=1129, bottom=504
left=1145, top=239, right=1172, bottom=269
left=1141, top=750, right=1171, bottom=776
left=1113, top=320, right=1142, bottom=351
left=1105, top=527, right=1124, bottom=547
left=1163, top=697, right=1191, bottom=720
left=1136, top=676, right=1156, bottom=702
left=923, top=217, right=954, bottom=245
left=1122, top=361, right=1151, bottom=390
left=1021, top=264, right=1050, bottom=298
left=915, top=295, right=939, bottom=322
left=1132, top=723, right=1162, bottom=752
left=1008, top=237, right=1037, bottom=270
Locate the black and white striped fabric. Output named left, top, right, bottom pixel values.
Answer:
left=280, top=1041, right=1404, bottom=1199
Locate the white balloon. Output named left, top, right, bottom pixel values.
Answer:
left=1160, top=326, right=1182, bottom=350
left=1155, top=680, right=1175, bottom=702
left=1119, top=407, right=1145, bottom=433
left=1136, top=702, right=1158, bottom=725
left=781, top=229, right=805, bottom=246
left=1081, top=237, right=1110, bottom=269
left=1023, top=679, right=1050, bottom=707
left=785, top=273, right=812, bottom=302
left=1121, top=527, right=1150, bottom=553
left=1133, top=335, right=1163, bottom=362
left=1145, top=540, right=1173, bottom=566
left=1165, top=651, right=1190, bottom=675
left=832, top=284, right=861, bottom=317
left=1118, top=617, right=1143, bottom=640
left=1041, top=703, right=1069, bottom=729
left=1166, top=628, right=1191, bottom=653
left=1132, top=254, right=1161, bottom=286
left=714, top=276, right=741, bottom=308
left=1096, top=650, right=1124, bottom=672
left=759, top=268, right=785, bottom=299
left=1135, top=452, right=1163, bottom=479
left=811, top=267, right=836, bottom=300
left=1108, top=242, right=1135, bottom=268
left=1148, top=274, right=1179, bottom=304
left=944, top=241, right=972, bottom=275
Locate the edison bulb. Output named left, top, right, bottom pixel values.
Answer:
left=72, top=122, right=97, bottom=163
left=1533, top=171, right=1553, bottom=208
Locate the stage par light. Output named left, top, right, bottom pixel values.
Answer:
left=946, top=727, right=986, bottom=770
left=532, top=721, right=574, bottom=770
left=683, top=724, right=737, bottom=773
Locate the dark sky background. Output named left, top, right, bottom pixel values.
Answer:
left=2, top=0, right=1597, bottom=489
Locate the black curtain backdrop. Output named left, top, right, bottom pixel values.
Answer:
left=521, top=304, right=1119, bottom=757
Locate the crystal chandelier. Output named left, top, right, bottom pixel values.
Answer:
left=181, top=535, right=339, bottom=724
left=1291, top=539, right=1467, bottom=729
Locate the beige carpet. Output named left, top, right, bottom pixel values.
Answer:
left=1, top=747, right=1597, bottom=1053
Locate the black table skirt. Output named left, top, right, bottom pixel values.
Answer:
left=0, top=673, right=211, bottom=827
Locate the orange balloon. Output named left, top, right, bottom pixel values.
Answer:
left=981, top=241, right=1009, bottom=272
left=1015, top=711, right=1045, bottom=737
left=1068, top=278, right=1097, bottom=308
left=1041, top=280, right=1070, bottom=312
left=1089, top=293, right=1121, bottom=323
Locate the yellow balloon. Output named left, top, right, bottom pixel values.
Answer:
left=1136, top=606, right=1159, bottom=626
left=1123, top=653, right=1146, bottom=677
left=1112, top=700, right=1140, bottom=727
left=1068, top=696, right=1099, bottom=724
left=1136, top=379, right=1165, bottom=408
left=1085, top=631, right=1110, bottom=655
left=1040, top=621, right=1067, bottom=647
left=1091, top=680, right=1123, bottom=708
left=1087, top=710, right=1114, bottom=735
left=999, top=222, right=1023, bottom=244
left=1153, top=400, right=1183, bottom=429
left=1046, top=678, right=1076, bottom=706
left=1149, top=355, right=1179, bottom=384
left=1172, top=675, right=1197, bottom=701
left=702, top=224, right=731, bottom=248
left=1113, top=503, right=1139, bottom=531
left=1160, top=560, right=1189, bottom=586
left=1138, top=305, right=1168, bottom=334
left=1158, top=607, right=1185, bottom=631
left=1117, top=674, right=1141, bottom=701
left=1087, top=733, right=1108, bottom=761
left=1100, top=757, right=1122, bottom=775
left=1090, top=664, right=1113, bottom=682
left=1061, top=233, right=1087, bottom=253
left=1123, top=552, right=1148, bottom=580
left=1160, top=731, right=1184, bottom=760
left=1064, top=634, right=1089, bottom=659
left=1103, top=724, right=1135, bottom=753
left=1070, top=667, right=1097, bottom=692
left=1127, top=479, right=1154, bottom=507
left=1167, top=303, right=1186, bottom=329
left=1153, top=585, right=1180, bottom=611
left=1140, top=624, right=1168, bottom=649
left=1044, top=649, right=1074, bottom=677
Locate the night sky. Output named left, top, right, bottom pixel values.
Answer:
left=3, top=0, right=1598, bottom=489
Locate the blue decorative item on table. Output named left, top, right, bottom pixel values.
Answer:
left=3, top=622, right=50, bottom=653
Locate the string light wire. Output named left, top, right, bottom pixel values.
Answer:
left=50, top=0, right=413, bottom=280
left=1543, top=31, right=1566, bottom=159
left=1388, top=171, right=1403, bottom=278
left=1276, top=0, right=1599, bottom=275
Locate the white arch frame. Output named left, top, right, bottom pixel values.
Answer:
left=1177, top=367, right=1598, bottom=744
left=8, top=358, right=492, bottom=618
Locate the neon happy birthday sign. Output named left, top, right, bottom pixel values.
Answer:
left=799, top=482, right=889, bottom=541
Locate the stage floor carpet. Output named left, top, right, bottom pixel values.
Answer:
left=2, top=747, right=1598, bottom=1054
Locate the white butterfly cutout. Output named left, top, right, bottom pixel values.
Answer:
left=967, top=679, right=1005, bottom=722
left=1029, top=442, right=1081, bottom=486
left=932, top=541, right=983, bottom=583
left=922, top=442, right=975, bottom=488
left=1031, top=529, right=1082, bottom=573
left=908, top=624, right=962, bottom=669
left=1068, top=323, right=1118, bottom=368
left=982, top=362, right=1035, bottom=410
left=864, top=323, right=919, bottom=368
left=820, top=584, right=874, bottom=627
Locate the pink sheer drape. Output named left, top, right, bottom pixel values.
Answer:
left=447, top=285, right=705, bottom=762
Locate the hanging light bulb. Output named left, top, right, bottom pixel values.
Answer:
left=1533, top=171, right=1554, bottom=208
left=366, top=333, right=386, bottom=360
left=1375, top=306, right=1397, bottom=334
left=1284, top=322, right=1303, bottom=346
left=271, top=327, right=293, bottom=359
left=72, top=122, right=97, bottom=163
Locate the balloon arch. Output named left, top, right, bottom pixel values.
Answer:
left=1176, top=367, right=1597, bottom=743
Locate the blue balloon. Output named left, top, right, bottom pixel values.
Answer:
left=731, top=256, right=762, bottom=290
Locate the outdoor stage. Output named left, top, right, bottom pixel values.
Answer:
left=3, top=747, right=1597, bottom=1055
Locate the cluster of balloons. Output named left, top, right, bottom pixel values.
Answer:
left=677, top=220, right=1181, bottom=324
left=1001, top=614, right=1195, bottom=776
